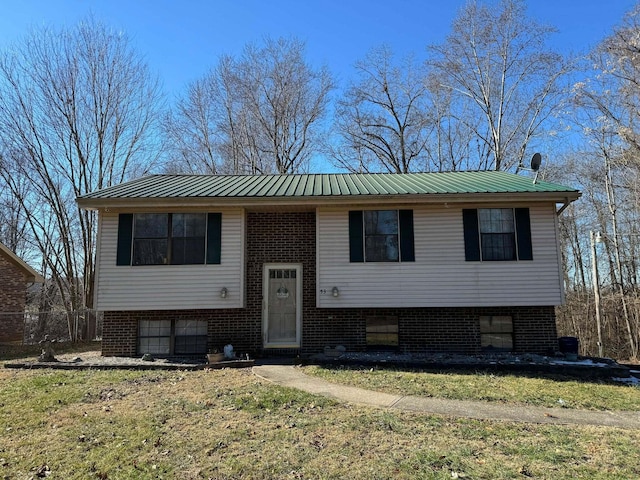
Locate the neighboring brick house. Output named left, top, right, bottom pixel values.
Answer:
left=77, top=171, right=580, bottom=357
left=0, top=242, right=43, bottom=343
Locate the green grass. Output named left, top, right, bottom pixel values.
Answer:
left=1, top=346, right=640, bottom=478
left=303, top=365, right=640, bottom=411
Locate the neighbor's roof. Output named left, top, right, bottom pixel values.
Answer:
left=77, top=171, right=581, bottom=209
left=0, top=242, right=44, bottom=283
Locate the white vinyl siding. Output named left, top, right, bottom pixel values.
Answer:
left=317, top=204, right=563, bottom=308
left=95, top=210, right=244, bottom=310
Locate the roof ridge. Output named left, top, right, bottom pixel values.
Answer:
left=143, top=170, right=507, bottom=178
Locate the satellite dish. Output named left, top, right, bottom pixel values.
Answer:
left=530, top=153, right=542, bottom=172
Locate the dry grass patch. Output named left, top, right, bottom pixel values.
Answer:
left=1, top=365, right=639, bottom=479
left=303, top=365, right=640, bottom=411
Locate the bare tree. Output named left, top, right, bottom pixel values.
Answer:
left=332, top=46, right=431, bottom=173
left=428, top=0, right=570, bottom=171
left=0, top=166, right=30, bottom=256
left=595, top=4, right=640, bottom=157
left=567, top=5, right=640, bottom=359
left=239, top=37, right=334, bottom=174
left=166, top=37, right=334, bottom=175
left=215, top=55, right=267, bottom=174
left=0, top=17, right=163, bottom=338
left=424, top=75, right=490, bottom=172
left=163, top=74, right=221, bottom=174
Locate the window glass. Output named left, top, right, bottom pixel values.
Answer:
left=138, top=319, right=208, bottom=355
left=366, top=316, right=399, bottom=347
left=478, top=208, right=516, bottom=261
left=174, top=319, right=208, bottom=355
left=480, top=316, right=513, bottom=352
left=364, top=210, right=399, bottom=262
left=171, top=213, right=206, bottom=265
left=172, top=213, right=206, bottom=237
left=138, top=337, right=171, bottom=355
left=132, top=213, right=207, bottom=265
left=139, top=319, right=171, bottom=336
left=133, top=239, right=168, bottom=265
left=478, top=209, right=514, bottom=233
left=135, top=214, right=168, bottom=238
left=133, top=214, right=169, bottom=265
left=138, top=320, right=171, bottom=355
left=171, top=238, right=206, bottom=264
left=174, top=336, right=207, bottom=355
left=175, top=319, right=207, bottom=336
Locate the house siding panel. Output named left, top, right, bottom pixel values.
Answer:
left=95, top=210, right=244, bottom=311
left=317, top=204, right=562, bottom=308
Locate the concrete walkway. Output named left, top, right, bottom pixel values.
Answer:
left=253, top=365, right=640, bottom=430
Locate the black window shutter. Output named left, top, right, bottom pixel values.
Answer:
left=462, top=209, right=481, bottom=261
left=515, top=208, right=533, bottom=261
left=348, top=211, right=364, bottom=262
left=206, top=213, right=222, bottom=264
left=398, top=209, right=415, bottom=262
left=116, top=214, right=133, bottom=266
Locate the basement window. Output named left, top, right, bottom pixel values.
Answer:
left=174, top=319, right=208, bottom=355
left=138, top=319, right=171, bottom=355
left=138, top=319, right=208, bottom=355
left=366, top=316, right=399, bottom=348
left=479, top=316, right=513, bottom=352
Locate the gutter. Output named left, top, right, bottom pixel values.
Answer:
left=77, top=191, right=582, bottom=212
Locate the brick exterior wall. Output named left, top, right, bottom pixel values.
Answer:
left=102, top=211, right=559, bottom=357
left=0, top=253, right=28, bottom=343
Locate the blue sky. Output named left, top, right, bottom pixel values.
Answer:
left=0, top=0, right=637, bottom=99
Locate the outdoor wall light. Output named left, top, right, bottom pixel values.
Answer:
left=220, top=287, right=228, bottom=299
left=332, top=286, right=340, bottom=297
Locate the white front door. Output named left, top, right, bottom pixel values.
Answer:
left=263, top=264, right=301, bottom=348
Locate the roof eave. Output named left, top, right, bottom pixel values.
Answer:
left=77, top=191, right=581, bottom=211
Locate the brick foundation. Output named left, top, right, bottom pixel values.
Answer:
left=0, top=253, right=28, bottom=343
left=101, top=211, right=558, bottom=357
left=103, top=305, right=557, bottom=357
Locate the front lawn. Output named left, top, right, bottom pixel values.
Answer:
left=303, top=365, right=640, bottom=411
left=1, top=360, right=639, bottom=479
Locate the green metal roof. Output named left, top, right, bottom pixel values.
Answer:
left=77, top=171, right=580, bottom=207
